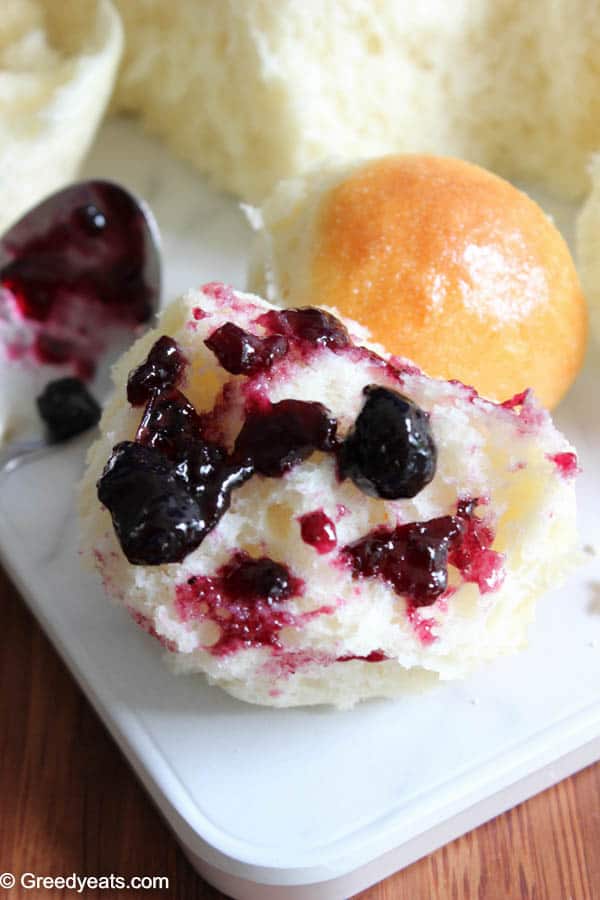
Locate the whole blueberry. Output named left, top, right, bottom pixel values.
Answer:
left=339, top=386, right=436, bottom=499
left=36, top=377, right=101, bottom=443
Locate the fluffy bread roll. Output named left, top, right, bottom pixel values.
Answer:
left=0, top=0, right=122, bottom=233
left=110, top=0, right=600, bottom=202
left=249, top=155, right=588, bottom=409
left=577, top=154, right=600, bottom=347
left=80, top=284, right=578, bottom=708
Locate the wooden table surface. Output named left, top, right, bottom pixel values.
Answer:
left=1, top=564, right=599, bottom=900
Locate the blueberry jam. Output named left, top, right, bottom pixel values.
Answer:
left=175, top=551, right=305, bottom=654
left=337, top=650, right=388, bottom=663
left=100, top=354, right=340, bottom=563
left=1, top=182, right=156, bottom=377
left=449, top=500, right=505, bottom=594
left=299, top=510, right=337, bottom=554
left=36, top=377, right=101, bottom=442
left=342, top=499, right=503, bottom=606
left=257, top=307, right=350, bottom=350
left=135, top=387, right=204, bottom=460
left=98, top=390, right=253, bottom=565
left=97, top=442, right=212, bottom=565
left=127, top=337, right=187, bottom=406
left=205, top=322, right=288, bottom=375
left=234, top=399, right=338, bottom=477
left=338, top=386, right=437, bottom=499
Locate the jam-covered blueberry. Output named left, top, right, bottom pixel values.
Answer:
left=219, top=552, right=302, bottom=602
left=257, top=307, right=350, bottom=350
left=97, top=442, right=210, bottom=565
left=338, top=386, right=437, bottom=499
left=299, top=510, right=337, bottom=554
left=135, top=388, right=203, bottom=460
left=234, top=399, right=337, bottom=477
left=36, top=377, right=101, bottom=442
left=127, top=337, right=187, bottom=406
left=205, top=322, right=288, bottom=375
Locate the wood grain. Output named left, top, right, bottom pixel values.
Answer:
left=1, top=564, right=598, bottom=900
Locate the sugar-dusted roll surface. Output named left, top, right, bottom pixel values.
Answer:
left=80, top=285, right=579, bottom=708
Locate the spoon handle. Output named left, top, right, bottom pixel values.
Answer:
left=0, top=438, right=48, bottom=477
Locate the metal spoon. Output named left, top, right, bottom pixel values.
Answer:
left=0, top=180, right=161, bottom=475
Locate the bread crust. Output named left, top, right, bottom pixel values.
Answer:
left=300, top=156, right=587, bottom=407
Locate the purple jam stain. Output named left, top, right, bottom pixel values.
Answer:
left=345, top=345, right=406, bottom=385
left=342, top=499, right=504, bottom=607
left=205, top=321, right=288, bottom=375
left=450, top=499, right=505, bottom=594
left=257, top=307, right=350, bottom=351
left=389, top=357, right=422, bottom=377
left=406, top=605, right=437, bottom=645
left=499, top=388, right=545, bottom=431
left=1, top=182, right=156, bottom=378
left=448, top=379, right=479, bottom=403
left=233, top=398, right=338, bottom=477
left=299, top=509, right=337, bottom=554
left=336, top=650, right=388, bottom=662
left=127, top=336, right=188, bottom=406
left=501, top=390, right=530, bottom=410
left=129, top=609, right=177, bottom=652
left=547, top=451, right=580, bottom=479
left=175, top=551, right=305, bottom=655
left=201, top=282, right=236, bottom=303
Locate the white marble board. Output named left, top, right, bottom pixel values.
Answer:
left=0, top=119, right=599, bottom=900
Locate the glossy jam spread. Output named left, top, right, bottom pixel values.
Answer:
left=257, top=307, right=350, bottom=351
left=205, top=322, right=288, bottom=375
left=299, top=509, right=337, bottom=554
left=127, top=336, right=187, bottom=406
left=233, top=399, right=338, bottom=477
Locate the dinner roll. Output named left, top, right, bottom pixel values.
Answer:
left=80, top=284, right=578, bottom=707
left=249, top=155, right=588, bottom=408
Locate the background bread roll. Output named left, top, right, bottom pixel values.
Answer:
left=249, top=155, right=588, bottom=408
left=110, top=0, right=600, bottom=203
left=576, top=154, right=600, bottom=348
left=0, top=0, right=122, bottom=234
